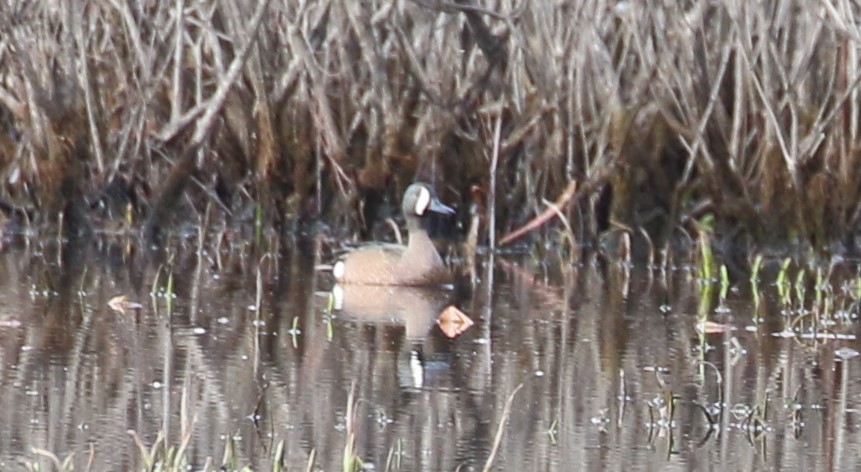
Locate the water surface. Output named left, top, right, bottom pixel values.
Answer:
left=0, top=240, right=858, bottom=471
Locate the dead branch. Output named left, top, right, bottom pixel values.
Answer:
left=499, top=178, right=577, bottom=246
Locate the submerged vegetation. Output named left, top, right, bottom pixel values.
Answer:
left=0, top=0, right=860, bottom=265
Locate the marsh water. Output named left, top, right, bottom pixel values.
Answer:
left=0, top=239, right=860, bottom=471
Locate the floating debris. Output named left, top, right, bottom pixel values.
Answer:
left=0, top=319, right=22, bottom=328
left=835, top=347, right=860, bottom=360
left=696, top=320, right=736, bottom=334
left=590, top=408, right=610, bottom=431
left=437, top=305, right=473, bottom=338
left=107, top=295, right=143, bottom=315
left=798, top=333, right=856, bottom=341
left=771, top=329, right=796, bottom=338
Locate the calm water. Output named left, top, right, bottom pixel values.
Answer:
left=0, top=239, right=859, bottom=471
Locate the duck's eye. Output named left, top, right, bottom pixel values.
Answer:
left=414, top=187, right=431, bottom=215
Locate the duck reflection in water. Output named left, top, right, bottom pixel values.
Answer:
left=329, top=284, right=472, bottom=389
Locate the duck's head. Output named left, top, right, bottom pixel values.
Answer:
left=402, top=183, right=455, bottom=219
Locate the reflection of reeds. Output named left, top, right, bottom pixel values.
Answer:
left=343, top=383, right=363, bottom=472
left=9, top=244, right=861, bottom=470
left=483, top=383, right=524, bottom=472
left=26, top=445, right=92, bottom=472
left=126, top=381, right=289, bottom=471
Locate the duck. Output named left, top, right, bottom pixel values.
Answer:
left=333, top=182, right=455, bottom=286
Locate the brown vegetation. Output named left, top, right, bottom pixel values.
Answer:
left=1, top=1, right=860, bottom=262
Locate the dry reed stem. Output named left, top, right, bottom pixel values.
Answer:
left=0, top=1, right=858, bottom=254
left=499, top=179, right=577, bottom=246
left=72, top=5, right=104, bottom=174
left=144, top=0, right=271, bottom=241
left=482, top=383, right=524, bottom=472
left=488, top=113, right=502, bottom=251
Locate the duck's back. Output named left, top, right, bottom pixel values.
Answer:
left=334, top=242, right=451, bottom=286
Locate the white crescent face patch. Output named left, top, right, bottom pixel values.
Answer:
left=414, top=186, right=431, bottom=215
left=333, top=260, right=345, bottom=280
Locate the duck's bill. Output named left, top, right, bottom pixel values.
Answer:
left=429, top=199, right=455, bottom=215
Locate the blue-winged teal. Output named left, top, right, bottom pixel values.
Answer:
left=333, top=183, right=455, bottom=286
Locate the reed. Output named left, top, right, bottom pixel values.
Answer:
left=0, top=1, right=859, bottom=262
